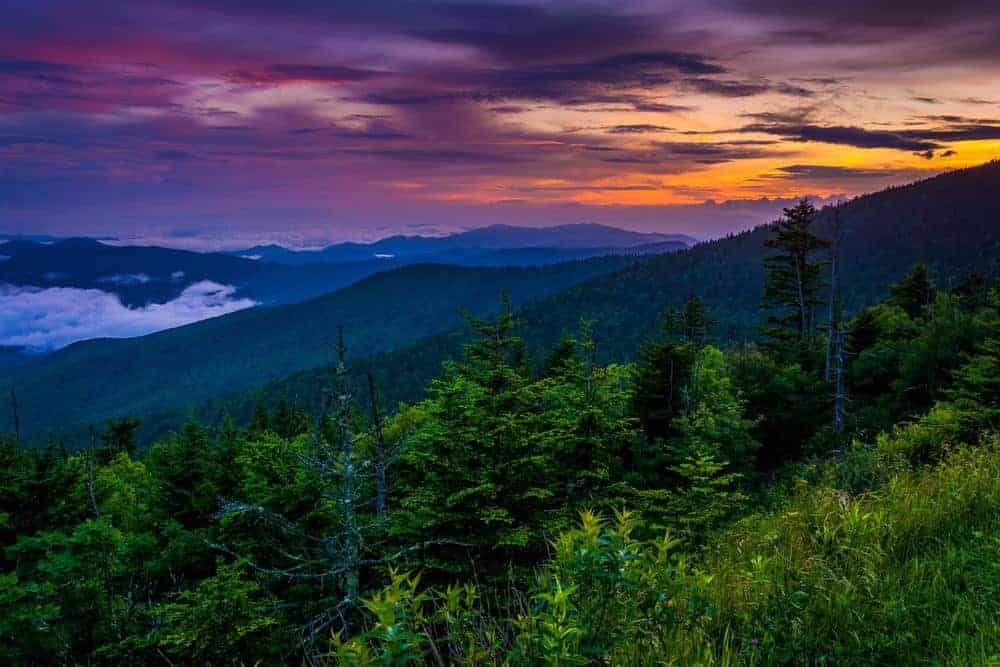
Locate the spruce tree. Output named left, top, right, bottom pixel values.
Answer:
left=950, top=292, right=1000, bottom=432
left=761, top=199, right=831, bottom=354
left=890, top=262, right=935, bottom=319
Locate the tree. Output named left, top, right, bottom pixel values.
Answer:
left=156, top=560, right=283, bottom=664
left=890, top=263, right=935, bottom=319
left=213, top=327, right=428, bottom=658
left=679, top=295, right=712, bottom=343
left=761, top=199, right=831, bottom=354
left=664, top=347, right=756, bottom=539
left=630, top=310, right=698, bottom=451
left=96, top=417, right=141, bottom=463
left=393, top=299, right=541, bottom=580
left=826, top=208, right=848, bottom=441
left=949, top=291, right=1000, bottom=433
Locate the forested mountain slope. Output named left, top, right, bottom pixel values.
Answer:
left=3, top=257, right=635, bottom=441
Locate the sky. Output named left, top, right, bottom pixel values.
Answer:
left=1, top=0, right=999, bottom=249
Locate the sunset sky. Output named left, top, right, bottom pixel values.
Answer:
left=2, top=0, right=999, bottom=248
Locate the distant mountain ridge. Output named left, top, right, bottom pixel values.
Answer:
left=233, top=223, right=695, bottom=265
left=0, top=237, right=390, bottom=308
left=1, top=224, right=692, bottom=308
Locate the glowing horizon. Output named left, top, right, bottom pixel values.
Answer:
left=1, top=1, right=998, bottom=248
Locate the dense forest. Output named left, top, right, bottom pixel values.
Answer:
left=3, top=194, right=1000, bottom=664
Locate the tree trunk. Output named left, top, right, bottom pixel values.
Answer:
left=367, top=371, right=388, bottom=526
left=335, top=326, right=359, bottom=601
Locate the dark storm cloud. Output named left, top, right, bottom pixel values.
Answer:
left=342, top=147, right=527, bottom=164
left=768, top=164, right=899, bottom=180
left=724, top=0, right=996, bottom=28
left=596, top=140, right=782, bottom=169
left=410, top=3, right=658, bottom=63
left=731, top=115, right=1000, bottom=153
left=225, top=63, right=389, bottom=84
left=740, top=124, right=940, bottom=151
left=355, top=48, right=747, bottom=112
left=605, top=124, right=674, bottom=134
left=901, top=124, right=1000, bottom=143
left=0, top=59, right=80, bottom=83
left=657, top=141, right=779, bottom=163
left=683, top=78, right=773, bottom=98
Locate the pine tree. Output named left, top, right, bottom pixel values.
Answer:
left=761, top=199, right=831, bottom=354
left=666, top=347, right=756, bottom=539
left=457, top=291, right=523, bottom=396
left=393, top=297, right=540, bottom=579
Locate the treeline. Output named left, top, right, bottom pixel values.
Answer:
left=2, top=200, right=1000, bottom=664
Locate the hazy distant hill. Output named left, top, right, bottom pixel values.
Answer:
left=0, top=238, right=405, bottom=308
left=4, top=257, right=637, bottom=441
left=1, top=225, right=691, bottom=310
left=234, top=223, right=694, bottom=265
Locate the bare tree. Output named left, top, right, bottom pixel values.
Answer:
left=212, top=326, right=451, bottom=660
left=366, top=370, right=398, bottom=527
left=826, top=207, right=848, bottom=442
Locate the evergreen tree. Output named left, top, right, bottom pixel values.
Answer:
left=96, top=417, right=141, bottom=463
left=950, top=291, right=1000, bottom=432
left=542, top=334, right=578, bottom=377
left=629, top=301, right=706, bottom=474
left=891, top=262, right=935, bottom=319
left=761, top=199, right=831, bottom=354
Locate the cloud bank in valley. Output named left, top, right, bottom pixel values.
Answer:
left=0, top=281, right=256, bottom=351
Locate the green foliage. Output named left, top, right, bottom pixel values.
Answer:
left=156, top=560, right=283, bottom=665
left=393, top=311, right=639, bottom=581
left=950, top=290, right=1000, bottom=434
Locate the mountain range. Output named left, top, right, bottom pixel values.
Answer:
left=233, top=224, right=693, bottom=265
left=0, top=224, right=689, bottom=311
